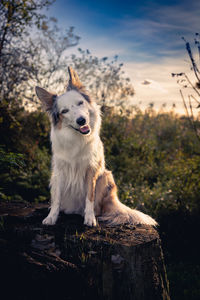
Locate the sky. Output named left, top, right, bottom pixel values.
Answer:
left=47, top=0, right=200, bottom=114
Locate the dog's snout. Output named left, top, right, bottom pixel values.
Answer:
left=76, top=116, right=86, bottom=126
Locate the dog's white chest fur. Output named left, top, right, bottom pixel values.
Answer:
left=50, top=126, right=103, bottom=216
left=55, top=160, right=87, bottom=215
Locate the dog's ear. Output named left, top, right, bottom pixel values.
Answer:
left=67, top=67, right=92, bottom=103
left=35, top=86, right=57, bottom=111
left=67, top=67, right=84, bottom=91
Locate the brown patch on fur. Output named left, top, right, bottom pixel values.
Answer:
left=86, top=160, right=104, bottom=204
left=95, top=170, right=118, bottom=215
left=57, top=114, right=63, bottom=129
left=86, top=168, right=100, bottom=203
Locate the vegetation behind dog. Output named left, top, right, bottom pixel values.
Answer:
left=1, top=100, right=200, bottom=299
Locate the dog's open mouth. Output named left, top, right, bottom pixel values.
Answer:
left=70, top=124, right=91, bottom=135
left=79, top=125, right=90, bottom=135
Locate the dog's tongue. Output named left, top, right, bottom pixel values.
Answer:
left=79, top=125, right=89, bottom=133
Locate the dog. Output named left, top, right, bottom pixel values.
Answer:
left=35, top=67, right=157, bottom=227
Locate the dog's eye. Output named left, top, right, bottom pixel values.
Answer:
left=78, top=101, right=83, bottom=106
left=61, top=109, right=69, bottom=114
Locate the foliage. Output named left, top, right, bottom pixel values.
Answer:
left=101, top=107, right=200, bottom=217
left=0, top=0, right=54, bottom=100
left=0, top=0, right=53, bottom=41
left=0, top=146, right=25, bottom=201
left=0, top=147, right=25, bottom=169
left=0, top=100, right=51, bottom=202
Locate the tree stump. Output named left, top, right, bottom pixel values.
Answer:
left=0, top=202, right=170, bottom=300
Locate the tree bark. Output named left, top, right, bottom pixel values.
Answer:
left=0, top=201, right=170, bottom=300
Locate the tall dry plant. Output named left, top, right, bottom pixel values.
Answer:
left=172, top=33, right=200, bottom=142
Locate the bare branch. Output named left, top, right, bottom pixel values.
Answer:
left=189, top=95, right=200, bottom=142
left=184, top=74, right=200, bottom=97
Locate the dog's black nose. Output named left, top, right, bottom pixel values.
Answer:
left=76, top=116, right=86, bottom=126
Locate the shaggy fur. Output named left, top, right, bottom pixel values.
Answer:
left=35, top=67, right=157, bottom=227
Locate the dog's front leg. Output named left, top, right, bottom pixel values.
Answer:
left=42, top=176, right=60, bottom=225
left=84, top=168, right=98, bottom=227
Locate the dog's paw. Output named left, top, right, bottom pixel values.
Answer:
left=84, top=213, right=97, bottom=227
left=42, top=215, right=57, bottom=226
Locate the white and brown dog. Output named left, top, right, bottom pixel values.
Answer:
left=35, top=67, right=157, bottom=227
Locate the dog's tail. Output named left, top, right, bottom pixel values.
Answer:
left=99, top=198, right=157, bottom=226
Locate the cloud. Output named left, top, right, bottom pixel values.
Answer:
left=140, top=79, right=168, bottom=93
left=115, top=1, right=200, bottom=60
left=123, top=56, right=197, bottom=114
left=141, top=80, right=151, bottom=85
left=151, top=1, right=200, bottom=33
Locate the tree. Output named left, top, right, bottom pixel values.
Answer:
left=0, top=0, right=53, bottom=100
left=20, top=18, right=80, bottom=106
left=70, top=49, right=135, bottom=107
left=0, top=1, right=134, bottom=110
left=22, top=35, right=134, bottom=108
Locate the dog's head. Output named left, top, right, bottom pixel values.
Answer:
left=35, top=67, right=100, bottom=136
